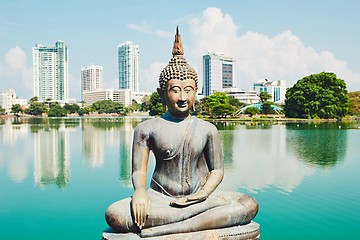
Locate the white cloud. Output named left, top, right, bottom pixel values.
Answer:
left=187, top=7, right=360, bottom=91
left=0, top=47, right=32, bottom=98
left=155, top=30, right=172, bottom=39
left=140, top=62, right=166, bottom=92
left=126, top=21, right=151, bottom=34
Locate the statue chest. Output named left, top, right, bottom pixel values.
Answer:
left=150, top=124, right=206, bottom=162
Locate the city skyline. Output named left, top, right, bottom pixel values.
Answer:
left=0, top=0, right=360, bottom=101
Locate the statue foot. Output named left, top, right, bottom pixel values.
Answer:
left=140, top=222, right=182, bottom=238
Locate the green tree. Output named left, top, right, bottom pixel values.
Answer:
left=244, top=107, right=261, bottom=116
left=25, top=101, right=48, bottom=116
left=11, top=104, right=23, bottom=115
left=261, top=101, right=275, bottom=114
left=48, top=104, right=67, bottom=117
left=78, top=106, right=92, bottom=116
left=0, top=107, right=5, bottom=115
left=349, top=91, right=360, bottom=116
left=128, top=100, right=141, bottom=113
left=149, top=92, right=165, bottom=116
left=285, top=72, right=350, bottom=119
left=259, top=92, right=272, bottom=103
left=91, top=100, right=127, bottom=115
left=140, top=95, right=150, bottom=112
left=64, top=103, right=80, bottom=114
left=201, top=92, right=235, bottom=118
left=228, top=97, right=245, bottom=108
left=29, top=96, right=39, bottom=102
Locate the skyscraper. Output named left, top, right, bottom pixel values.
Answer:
left=33, top=41, right=68, bottom=101
left=118, top=41, right=139, bottom=91
left=203, top=52, right=234, bottom=96
left=81, top=65, right=103, bottom=100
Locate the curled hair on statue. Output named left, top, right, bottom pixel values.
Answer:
left=158, top=26, right=198, bottom=91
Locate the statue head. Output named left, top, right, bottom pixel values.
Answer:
left=158, top=27, right=198, bottom=117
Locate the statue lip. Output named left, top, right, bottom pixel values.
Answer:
left=177, top=101, right=188, bottom=108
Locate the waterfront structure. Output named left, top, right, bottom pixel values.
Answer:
left=224, top=88, right=261, bottom=104
left=33, top=41, right=69, bottom=101
left=118, top=42, right=139, bottom=91
left=0, top=89, right=27, bottom=114
left=203, top=52, right=234, bottom=96
left=253, top=79, right=286, bottom=104
left=82, top=89, right=150, bottom=107
left=238, top=103, right=283, bottom=114
left=81, top=65, right=103, bottom=100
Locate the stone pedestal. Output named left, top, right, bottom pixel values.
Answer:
left=102, top=221, right=260, bottom=240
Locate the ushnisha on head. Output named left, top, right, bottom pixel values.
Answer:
left=158, top=27, right=198, bottom=91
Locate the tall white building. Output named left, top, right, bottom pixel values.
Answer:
left=253, top=79, right=286, bottom=104
left=203, top=52, right=234, bottom=96
left=81, top=65, right=103, bottom=100
left=33, top=41, right=68, bottom=101
left=118, top=41, right=139, bottom=91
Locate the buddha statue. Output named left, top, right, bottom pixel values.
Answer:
left=104, top=27, right=259, bottom=239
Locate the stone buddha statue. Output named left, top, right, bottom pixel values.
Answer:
left=104, top=27, right=259, bottom=239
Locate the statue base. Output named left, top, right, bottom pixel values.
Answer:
left=102, top=221, right=260, bottom=240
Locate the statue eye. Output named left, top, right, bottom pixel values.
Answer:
left=170, top=86, right=181, bottom=93
left=184, top=87, right=193, bottom=94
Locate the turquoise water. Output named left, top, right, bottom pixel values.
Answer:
left=0, top=117, right=359, bottom=239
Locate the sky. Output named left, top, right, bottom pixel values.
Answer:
left=0, top=0, right=360, bottom=101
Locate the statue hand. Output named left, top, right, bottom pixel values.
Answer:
left=170, top=189, right=208, bottom=207
left=132, top=188, right=151, bottom=229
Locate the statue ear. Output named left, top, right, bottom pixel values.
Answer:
left=157, top=88, right=166, bottom=112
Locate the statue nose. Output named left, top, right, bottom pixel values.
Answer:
left=179, top=92, right=187, bottom=101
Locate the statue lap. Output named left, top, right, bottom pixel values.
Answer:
left=105, top=189, right=258, bottom=235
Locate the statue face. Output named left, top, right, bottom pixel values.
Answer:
left=164, top=78, right=196, bottom=117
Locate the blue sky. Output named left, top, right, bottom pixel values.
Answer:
left=0, top=0, right=359, bottom=100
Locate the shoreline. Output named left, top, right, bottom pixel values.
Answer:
left=1, top=114, right=360, bottom=123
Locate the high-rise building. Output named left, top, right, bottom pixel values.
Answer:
left=203, top=52, right=234, bottom=96
left=33, top=41, right=68, bottom=101
left=81, top=65, right=103, bottom=100
left=118, top=41, right=139, bottom=91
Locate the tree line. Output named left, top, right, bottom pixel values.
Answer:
left=3, top=72, right=360, bottom=119
left=9, top=97, right=130, bottom=117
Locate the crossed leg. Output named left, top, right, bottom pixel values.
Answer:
left=105, top=189, right=258, bottom=237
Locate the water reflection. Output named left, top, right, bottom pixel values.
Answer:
left=118, top=121, right=134, bottom=186
left=0, top=118, right=353, bottom=193
left=82, top=123, right=106, bottom=167
left=287, top=123, right=348, bottom=168
left=81, top=118, right=142, bottom=185
left=34, top=125, right=71, bottom=188
left=216, top=122, right=314, bottom=193
left=0, top=119, right=31, bottom=182
left=213, top=122, right=236, bottom=167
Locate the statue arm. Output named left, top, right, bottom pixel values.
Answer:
left=171, top=125, right=224, bottom=206
left=131, top=126, right=151, bottom=229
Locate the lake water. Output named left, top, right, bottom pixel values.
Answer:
left=0, top=117, right=359, bottom=239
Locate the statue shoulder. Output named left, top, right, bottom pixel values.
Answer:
left=192, top=117, right=218, bottom=135
left=133, top=117, right=161, bottom=136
